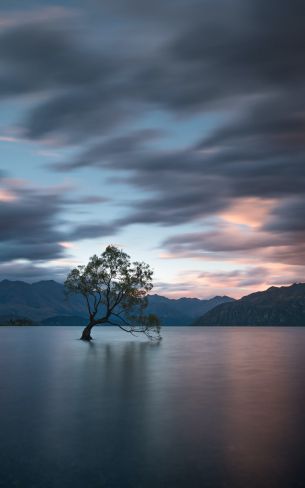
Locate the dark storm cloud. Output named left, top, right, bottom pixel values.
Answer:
left=163, top=226, right=284, bottom=255
left=0, top=183, right=117, bottom=263
left=0, top=261, right=69, bottom=282
left=59, top=128, right=305, bottom=230
left=0, top=20, right=128, bottom=142
left=264, top=198, right=305, bottom=233
left=1, top=0, right=304, bottom=137
left=162, top=225, right=305, bottom=266
left=200, top=96, right=305, bottom=150
left=167, top=1, right=305, bottom=105
left=1, top=0, right=304, bottom=142
left=103, top=0, right=305, bottom=115
left=54, top=129, right=166, bottom=171
left=0, top=23, right=104, bottom=93
left=69, top=222, right=118, bottom=241
left=0, top=180, right=76, bottom=262
left=0, top=189, right=64, bottom=262
left=25, top=87, right=130, bottom=143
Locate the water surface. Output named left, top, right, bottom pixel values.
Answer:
left=0, top=327, right=305, bottom=487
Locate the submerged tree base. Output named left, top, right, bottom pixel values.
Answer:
left=80, top=325, right=94, bottom=341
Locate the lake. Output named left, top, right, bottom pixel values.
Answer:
left=0, top=326, right=305, bottom=488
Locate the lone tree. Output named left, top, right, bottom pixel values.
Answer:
left=65, top=245, right=161, bottom=341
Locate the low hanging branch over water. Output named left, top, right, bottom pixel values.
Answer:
left=65, top=245, right=161, bottom=341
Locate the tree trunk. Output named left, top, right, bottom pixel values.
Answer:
left=81, top=322, right=95, bottom=341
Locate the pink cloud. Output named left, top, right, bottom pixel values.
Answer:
left=220, top=197, right=277, bottom=228
left=59, top=242, right=75, bottom=249
left=155, top=264, right=305, bottom=299
left=0, top=188, right=18, bottom=202
left=0, top=7, right=78, bottom=30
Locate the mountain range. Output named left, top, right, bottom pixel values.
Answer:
left=0, top=279, right=233, bottom=326
left=1, top=279, right=305, bottom=327
left=144, top=294, right=234, bottom=325
left=195, top=283, right=305, bottom=326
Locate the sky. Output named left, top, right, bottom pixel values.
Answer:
left=0, top=0, right=305, bottom=299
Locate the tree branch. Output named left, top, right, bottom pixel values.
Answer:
left=110, top=311, right=132, bottom=327
left=83, top=293, right=93, bottom=317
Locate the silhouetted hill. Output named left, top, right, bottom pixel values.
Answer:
left=0, top=280, right=86, bottom=320
left=195, top=283, right=305, bottom=326
left=147, top=294, right=234, bottom=325
left=0, top=315, right=35, bottom=326
left=40, top=316, right=88, bottom=326
left=0, top=280, right=234, bottom=325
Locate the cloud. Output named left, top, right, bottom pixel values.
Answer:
left=68, top=222, right=118, bottom=241
left=0, top=7, right=77, bottom=30
left=0, top=178, right=117, bottom=264
left=0, top=22, right=102, bottom=93
left=154, top=264, right=305, bottom=299
left=264, top=197, right=305, bottom=233
left=1, top=1, right=305, bottom=288
left=198, top=267, right=271, bottom=288
left=0, top=16, right=127, bottom=143
left=0, top=188, right=17, bottom=202
left=64, top=195, right=109, bottom=205
left=0, top=260, right=69, bottom=282
left=1, top=0, right=305, bottom=142
left=53, top=129, right=165, bottom=171
left=163, top=224, right=280, bottom=255
left=162, top=221, right=305, bottom=268
left=199, top=263, right=305, bottom=294
left=0, top=184, right=64, bottom=262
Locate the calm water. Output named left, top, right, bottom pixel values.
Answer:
left=1, top=327, right=305, bottom=488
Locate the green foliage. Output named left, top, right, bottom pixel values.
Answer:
left=65, top=245, right=161, bottom=340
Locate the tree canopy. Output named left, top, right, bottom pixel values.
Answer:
left=65, top=245, right=161, bottom=341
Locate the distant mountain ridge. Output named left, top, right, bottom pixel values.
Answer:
left=0, top=279, right=234, bottom=326
left=0, top=279, right=85, bottom=321
left=146, top=294, right=234, bottom=325
left=195, top=283, right=305, bottom=326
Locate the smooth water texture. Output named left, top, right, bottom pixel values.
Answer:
left=0, top=327, right=305, bottom=488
